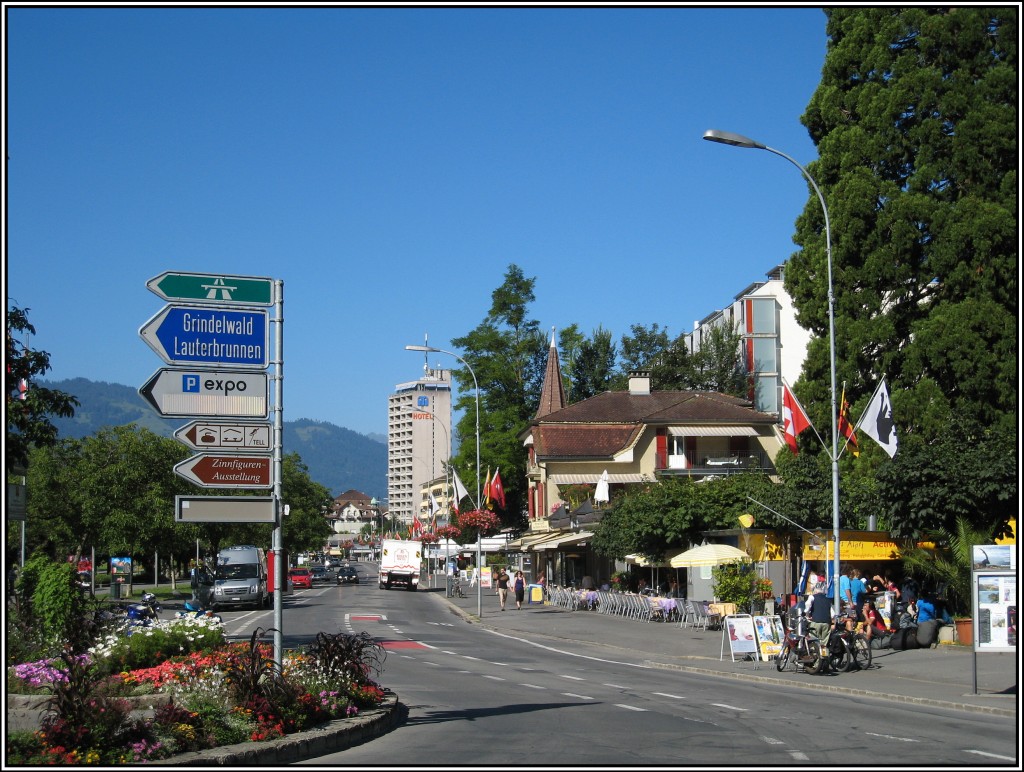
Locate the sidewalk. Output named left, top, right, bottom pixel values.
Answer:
left=432, top=584, right=1018, bottom=717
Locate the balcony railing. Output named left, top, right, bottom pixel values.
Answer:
left=655, top=449, right=776, bottom=477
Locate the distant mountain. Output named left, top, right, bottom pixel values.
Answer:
left=40, top=378, right=387, bottom=499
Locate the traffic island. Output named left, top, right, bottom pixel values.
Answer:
left=161, top=690, right=403, bottom=766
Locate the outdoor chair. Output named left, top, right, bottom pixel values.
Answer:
left=679, top=598, right=696, bottom=629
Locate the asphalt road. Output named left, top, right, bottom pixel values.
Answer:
left=256, top=570, right=1018, bottom=768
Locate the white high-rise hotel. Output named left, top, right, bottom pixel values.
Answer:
left=387, top=363, right=452, bottom=526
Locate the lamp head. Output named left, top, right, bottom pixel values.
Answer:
left=405, top=345, right=437, bottom=353
left=702, top=129, right=766, bottom=149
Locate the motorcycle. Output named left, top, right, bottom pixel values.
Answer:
left=113, top=591, right=162, bottom=635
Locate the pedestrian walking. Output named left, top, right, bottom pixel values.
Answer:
left=496, top=567, right=510, bottom=611
left=513, top=570, right=526, bottom=610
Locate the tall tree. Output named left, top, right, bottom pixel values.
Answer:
left=450, top=265, right=546, bottom=527
left=686, top=323, right=748, bottom=397
left=567, top=325, right=617, bottom=402
left=617, top=323, right=671, bottom=382
left=790, top=8, right=1017, bottom=444
left=6, top=307, right=79, bottom=473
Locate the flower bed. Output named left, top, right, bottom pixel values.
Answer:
left=6, top=622, right=388, bottom=765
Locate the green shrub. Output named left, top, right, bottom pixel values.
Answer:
left=711, top=561, right=758, bottom=613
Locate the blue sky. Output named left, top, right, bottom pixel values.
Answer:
left=6, top=5, right=828, bottom=437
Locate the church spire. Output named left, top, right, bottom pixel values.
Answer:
left=535, top=326, right=567, bottom=419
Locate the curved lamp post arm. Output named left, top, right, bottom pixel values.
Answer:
left=703, top=129, right=841, bottom=615
left=406, top=343, right=483, bottom=617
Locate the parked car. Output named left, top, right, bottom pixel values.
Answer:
left=309, top=565, right=329, bottom=583
left=336, top=565, right=359, bottom=585
left=288, top=567, right=313, bottom=590
left=327, top=557, right=342, bottom=569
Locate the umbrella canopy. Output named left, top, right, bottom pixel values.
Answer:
left=624, top=553, right=671, bottom=568
left=669, top=543, right=751, bottom=568
left=594, top=469, right=610, bottom=504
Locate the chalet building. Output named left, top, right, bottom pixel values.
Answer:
left=512, top=332, right=785, bottom=587
left=325, top=490, right=386, bottom=555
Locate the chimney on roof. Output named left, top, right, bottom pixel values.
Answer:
left=628, top=371, right=651, bottom=396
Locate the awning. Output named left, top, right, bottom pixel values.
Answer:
left=506, top=532, right=557, bottom=551
left=668, top=426, right=760, bottom=436
left=529, top=531, right=594, bottom=551
left=549, top=473, right=647, bottom=485
left=802, top=531, right=903, bottom=561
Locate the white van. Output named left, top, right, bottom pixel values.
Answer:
left=199, top=545, right=268, bottom=610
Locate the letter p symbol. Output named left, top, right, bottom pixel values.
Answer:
left=182, top=374, right=200, bottom=393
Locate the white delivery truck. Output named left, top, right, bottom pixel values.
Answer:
left=379, top=539, right=422, bottom=590
left=198, top=545, right=269, bottom=610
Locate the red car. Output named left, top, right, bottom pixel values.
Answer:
left=288, top=567, right=313, bottom=589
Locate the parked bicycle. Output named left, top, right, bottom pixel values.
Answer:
left=825, top=623, right=873, bottom=672
left=776, top=608, right=826, bottom=674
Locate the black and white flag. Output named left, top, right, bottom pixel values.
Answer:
left=860, top=379, right=898, bottom=458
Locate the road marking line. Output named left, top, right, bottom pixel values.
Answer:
left=760, top=736, right=784, bottom=745
left=789, top=751, right=809, bottom=761
left=491, top=662, right=510, bottom=667
left=482, top=675, right=505, bottom=681
left=561, top=692, right=594, bottom=700
left=652, top=692, right=685, bottom=699
left=463, top=655, right=481, bottom=660
left=483, top=629, right=651, bottom=669
left=711, top=703, right=747, bottom=711
left=603, top=683, right=629, bottom=689
left=615, top=704, right=647, bottom=711
left=866, top=733, right=919, bottom=743
left=559, top=674, right=585, bottom=680
left=965, top=750, right=1016, bottom=762
left=519, top=683, right=546, bottom=689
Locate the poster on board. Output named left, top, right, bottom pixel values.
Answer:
left=974, top=571, right=1016, bottom=652
left=753, top=615, right=786, bottom=661
left=722, top=615, right=759, bottom=661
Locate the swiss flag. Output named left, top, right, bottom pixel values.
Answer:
left=782, top=382, right=813, bottom=454
left=490, top=467, right=506, bottom=510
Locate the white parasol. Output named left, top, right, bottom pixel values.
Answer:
left=594, top=469, right=610, bottom=505
left=669, top=543, right=751, bottom=568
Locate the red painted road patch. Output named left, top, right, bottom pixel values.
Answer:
left=380, top=640, right=428, bottom=650
left=350, top=615, right=382, bottom=622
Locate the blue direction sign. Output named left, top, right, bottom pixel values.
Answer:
left=139, top=304, right=268, bottom=368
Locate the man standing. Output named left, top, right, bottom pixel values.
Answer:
left=446, top=557, right=456, bottom=598
left=496, top=567, right=511, bottom=611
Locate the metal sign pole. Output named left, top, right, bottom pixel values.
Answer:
left=272, top=280, right=284, bottom=670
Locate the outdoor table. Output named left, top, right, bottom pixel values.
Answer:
left=657, top=598, right=679, bottom=615
left=709, top=602, right=737, bottom=617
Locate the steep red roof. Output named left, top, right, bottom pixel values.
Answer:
left=535, top=329, right=567, bottom=419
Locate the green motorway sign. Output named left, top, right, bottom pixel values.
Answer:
left=147, top=272, right=274, bottom=306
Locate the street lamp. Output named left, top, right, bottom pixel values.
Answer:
left=703, top=129, right=842, bottom=615
left=370, top=497, right=382, bottom=560
left=405, top=344, right=483, bottom=616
